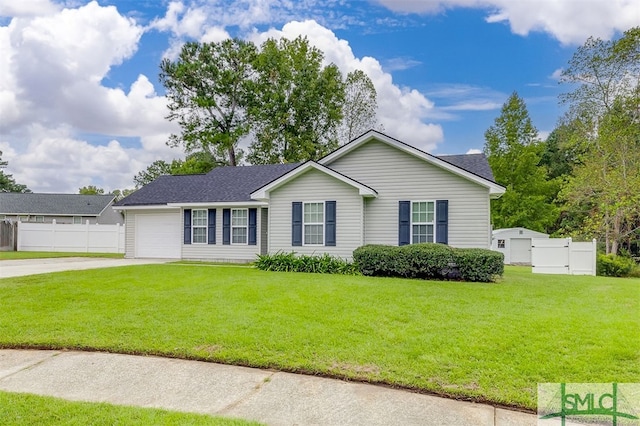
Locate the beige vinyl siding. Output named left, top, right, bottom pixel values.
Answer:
left=269, top=169, right=363, bottom=259
left=181, top=207, right=263, bottom=262
left=328, top=140, right=491, bottom=248
left=123, top=209, right=180, bottom=258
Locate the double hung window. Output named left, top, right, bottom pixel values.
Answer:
left=411, top=201, right=435, bottom=244
left=303, top=202, right=324, bottom=245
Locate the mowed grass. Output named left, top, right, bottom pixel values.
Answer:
left=0, top=265, right=638, bottom=410
left=0, top=391, right=260, bottom=425
left=0, top=251, right=124, bottom=260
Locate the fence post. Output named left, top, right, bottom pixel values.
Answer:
left=51, top=219, right=57, bottom=251
left=592, top=239, right=597, bottom=276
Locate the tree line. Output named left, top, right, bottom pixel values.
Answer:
left=485, top=27, right=639, bottom=255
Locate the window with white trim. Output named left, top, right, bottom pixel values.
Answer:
left=497, top=239, right=505, bottom=249
left=35, top=216, right=44, bottom=223
left=411, top=201, right=434, bottom=244
left=192, top=209, right=207, bottom=244
left=73, top=216, right=82, bottom=224
left=231, top=208, right=248, bottom=244
left=303, top=202, right=324, bottom=245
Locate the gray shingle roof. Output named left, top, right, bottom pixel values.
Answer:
left=436, top=153, right=495, bottom=182
left=115, top=163, right=300, bottom=206
left=115, top=152, right=495, bottom=207
left=0, top=193, right=115, bottom=215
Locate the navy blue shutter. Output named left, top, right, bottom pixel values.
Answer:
left=248, top=208, right=257, bottom=245
left=207, top=209, right=216, bottom=244
left=325, top=201, right=336, bottom=246
left=436, top=200, right=448, bottom=244
left=398, top=201, right=410, bottom=246
left=223, top=209, right=231, bottom=245
left=184, top=209, right=192, bottom=245
left=292, top=202, right=302, bottom=246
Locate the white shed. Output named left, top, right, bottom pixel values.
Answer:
left=491, top=227, right=549, bottom=265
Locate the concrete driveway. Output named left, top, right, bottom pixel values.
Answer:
left=0, top=257, right=169, bottom=279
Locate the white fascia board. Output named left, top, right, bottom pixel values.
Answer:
left=250, top=161, right=377, bottom=200
left=111, top=204, right=180, bottom=211
left=167, top=201, right=269, bottom=208
left=320, top=130, right=506, bottom=198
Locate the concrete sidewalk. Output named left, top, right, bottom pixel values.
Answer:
left=0, top=350, right=536, bottom=425
left=0, top=258, right=169, bottom=279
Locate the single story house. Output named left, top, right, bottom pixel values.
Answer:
left=114, top=130, right=506, bottom=261
left=491, top=227, right=550, bottom=265
left=0, top=193, right=122, bottom=225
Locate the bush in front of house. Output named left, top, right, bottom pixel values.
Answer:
left=454, top=248, right=504, bottom=282
left=597, top=253, right=638, bottom=277
left=254, top=252, right=360, bottom=275
left=353, top=243, right=504, bottom=282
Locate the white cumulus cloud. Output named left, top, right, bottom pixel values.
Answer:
left=373, top=0, right=640, bottom=44
left=0, top=1, right=181, bottom=192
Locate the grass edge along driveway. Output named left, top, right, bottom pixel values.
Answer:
left=0, top=265, right=638, bottom=411
left=0, top=251, right=124, bottom=260
left=0, top=390, right=260, bottom=425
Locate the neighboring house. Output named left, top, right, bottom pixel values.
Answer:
left=491, top=227, right=550, bottom=265
left=0, top=193, right=123, bottom=225
left=114, top=130, right=506, bottom=261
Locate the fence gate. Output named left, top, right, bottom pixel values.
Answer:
left=531, top=238, right=596, bottom=276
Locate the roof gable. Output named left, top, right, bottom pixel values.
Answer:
left=320, top=130, right=505, bottom=198
left=0, top=193, right=115, bottom=216
left=250, top=161, right=378, bottom=200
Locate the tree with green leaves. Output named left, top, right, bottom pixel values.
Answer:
left=79, top=185, right=104, bottom=195
left=484, top=92, right=557, bottom=232
left=248, top=36, right=345, bottom=164
left=560, top=27, right=640, bottom=119
left=338, top=70, right=378, bottom=144
left=0, top=151, right=30, bottom=193
left=557, top=27, right=640, bottom=254
left=134, top=160, right=172, bottom=188
left=111, top=189, right=135, bottom=201
left=560, top=96, right=640, bottom=254
left=160, top=38, right=258, bottom=166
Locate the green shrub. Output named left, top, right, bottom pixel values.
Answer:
left=353, top=243, right=504, bottom=282
left=454, top=248, right=504, bottom=282
left=597, top=253, right=637, bottom=277
left=254, top=252, right=360, bottom=275
left=402, top=243, right=456, bottom=279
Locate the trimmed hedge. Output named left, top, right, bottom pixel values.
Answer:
left=353, top=243, right=504, bottom=282
left=254, top=252, right=360, bottom=275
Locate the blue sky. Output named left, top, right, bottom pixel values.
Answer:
left=0, top=0, right=637, bottom=192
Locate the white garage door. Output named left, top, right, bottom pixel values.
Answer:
left=510, top=238, right=532, bottom=264
left=135, top=212, right=181, bottom=259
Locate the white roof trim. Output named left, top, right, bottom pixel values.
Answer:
left=250, top=161, right=378, bottom=200
left=112, top=205, right=180, bottom=211
left=319, top=130, right=506, bottom=198
left=168, top=201, right=269, bottom=208
left=492, top=227, right=549, bottom=237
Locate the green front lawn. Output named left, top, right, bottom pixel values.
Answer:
left=0, top=251, right=124, bottom=260
left=0, top=265, right=637, bottom=410
left=0, top=391, right=260, bottom=425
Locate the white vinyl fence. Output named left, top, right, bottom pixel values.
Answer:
left=17, top=221, right=125, bottom=253
left=531, top=237, right=597, bottom=276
